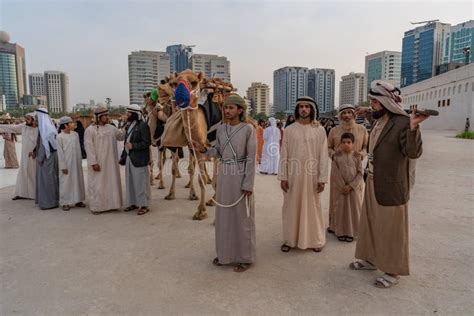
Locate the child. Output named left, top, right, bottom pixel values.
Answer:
left=330, top=132, right=364, bottom=242
left=57, top=116, right=86, bottom=211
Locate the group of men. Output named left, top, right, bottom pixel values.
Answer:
left=1, top=79, right=428, bottom=288
left=1, top=105, right=152, bottom=216
left=194, top=80, right=427, bottom=290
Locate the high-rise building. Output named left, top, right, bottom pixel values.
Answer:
left=339, top=72, right=365, bottom=106
left=365, top=51, right=401, bottom=96
left=166, top=44, right=194, bottom=73
left=44, top=71, right=69, bottom=113
left=0, top=31, right=26, bottom=110
left=442, top=20, right=474, bottom=64
left=22, top=94, right=47, bottom=106
left=273, top=66, right=308, bottom=114
left=246, top=82, right=270, bottom=116
left=29, top=73, right=46, bottom=96
left=128, top=50, right=171, bottom=105
left=307, top=68, right=335, bottom=114
left=401, top=21, right=451, bottom=87
left=190, top=54, right=230, bottom=82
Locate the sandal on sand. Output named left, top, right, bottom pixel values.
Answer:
left=349, top=260, right=377, bottom=270
left=374, top=274, right=399, bottom=289
left=345, top=236, right=354, bottom=243
left=313, top=247, right=323, bottom=253
left=75, top=202, right=86, bottom=208
left=212, top=257, right=223, bottom=266
left=123, top=205, right=138, bottom=212
left=234, top=263, right=250, bottom=272
left=327, top=228, right=335, bottom=234
left=62, top=205, right=71, bottom=211
left=280, top=244, right=291, bottom=252
left=137, top=207, right=150, bottom=215
left=337, top=236, right=346, bottom=242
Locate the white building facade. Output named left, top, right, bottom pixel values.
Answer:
left=28, top=73, right=45, bottom=96
left=128, top=50, right=171, bottom=105
left=190, top=54, right=231, bottom=82
left=339, top=72, right=365, bottom=106
left=246, top=82, right=270, bottom=116
left=44, top=71, right=69, bottom=113
left=401, top=64, right=474, bottom=130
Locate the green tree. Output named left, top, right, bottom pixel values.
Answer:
left=274, top=111, right=286, bottom=121
left=105, top=98, right=112, bottom=108
left=110, top=106, right=127, bottom=114
left=254, top=112, right=268, bottom=121
left=5, top=106, right=38, bottom=118
left=77, top=108, right=92, bottom=116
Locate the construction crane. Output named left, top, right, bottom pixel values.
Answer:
left=410, top=19, right=439, bottom=25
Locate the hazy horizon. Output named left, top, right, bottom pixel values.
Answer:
left=1, top=0, right=472, bottom=108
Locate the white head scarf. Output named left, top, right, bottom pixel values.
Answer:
left=59, top=116, right=72, bottom=125
left=369, top=80, right=409, bottom=117
left=35, top=107, right=58, bottom=158
left=269, top=117, right=277, bottom=128
left=127, top=104, right=143, bottom=120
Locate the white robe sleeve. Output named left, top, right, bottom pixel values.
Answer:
left=277, top=129, right=289, bottom=181
left=206, top=127, right=221, bottom=158
left=241, top=126, right=256, bottom=192
left=0, top=123, right=24, bottom=134
left=57, top=135, right=67, bottom=171
left=318, top=128, right=329, bottom=184
left=115, top=126, right=125, bottom=141
left=84, top=127, right=98, bottom=166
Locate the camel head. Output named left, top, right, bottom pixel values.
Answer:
left=158, top=78, right=175, bottom=117
left=174, top=70, right=204, bottom=109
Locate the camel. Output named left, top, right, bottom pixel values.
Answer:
left=143, top=76, right=183, bottom=190
left=160, top=70, right=258, bottom=220
left=143, top=74, right=213, bottom=204
left=159, top=70, right=221, bottom=220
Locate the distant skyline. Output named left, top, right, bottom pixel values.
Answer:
left=1, top=0, right=472, bottom=107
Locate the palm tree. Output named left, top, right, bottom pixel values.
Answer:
left=105, top=98, right=112, bottom=108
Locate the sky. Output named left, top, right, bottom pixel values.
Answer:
left=1, top=0, right=473, bottom=107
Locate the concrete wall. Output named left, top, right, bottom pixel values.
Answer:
left=402, top=64, right=474, bottom=131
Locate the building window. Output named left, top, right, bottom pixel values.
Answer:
left=472, top=82, right=474, bottom=92
left=466, top=83, right=469, bottom=92
left=458, top=84, right=462, bottom=93
left=434, top=90, right=437, bottom=98
left=442, top=100, right=445, bottom=107
left=430, top=91, right=433, bottom=99
left=448, top=87, right=451, bottom=95
left=443, top=88, right=446, bottom=97
left=447, top=99, right=450, bottom=106
left=438, top=100, right=441, bottom=107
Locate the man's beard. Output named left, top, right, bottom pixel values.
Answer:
left=299, top=112, right=310, bottom=118
left=127, top=114, right=137, bottom=122
left=341, top=116, right=354, bottom=125
left=372, top=108, right=388, bottom=119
